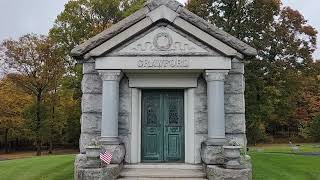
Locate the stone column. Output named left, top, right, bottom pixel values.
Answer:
left=205, top=70, right=229, bottom=145
left=98, top=70, right=123, bottom=145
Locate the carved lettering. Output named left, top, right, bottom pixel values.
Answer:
left=137, top=59, right=189, bottom=68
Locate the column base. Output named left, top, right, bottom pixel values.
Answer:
left=100, top=136, right=120, bottom=145
left=205, top=138, right=226, bottom=146
left=74, top=153, right=123, bottom=180
left=101, top=144, right=126, bottom=164
left=201, top=142, right=224, bottom=165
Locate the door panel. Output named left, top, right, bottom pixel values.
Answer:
left=164, top=92, right=184, bottom=162
left=142, top=90, right=184, bottom=162
left=141, top=91, right=162, bottom=161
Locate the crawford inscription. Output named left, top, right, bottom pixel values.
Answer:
left=137, top=59, right=189, bottom=68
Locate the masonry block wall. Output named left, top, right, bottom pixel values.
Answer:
left=79, top=59, right=247, bottom=162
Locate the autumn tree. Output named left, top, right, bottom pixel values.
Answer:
left=186, top=0, right=318, bottom=144
left=0, top=34, right=65, bottom=155
left=50, top=0, right=145, bottom=59
left=47, top=0, right=146, bottom=148
left=0, top=77, right=32, bottom=153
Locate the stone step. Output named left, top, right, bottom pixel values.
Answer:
left=118, top=178, right=208, bottom=180
left=124, top=163, right=203, bottom=170
left=118, top=167, right=207, bottom=179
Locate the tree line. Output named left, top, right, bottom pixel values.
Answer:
left=0, top=0, right=319, bottom=155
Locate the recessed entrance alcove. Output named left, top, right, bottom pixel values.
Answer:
left=72, top=0, right=257, bottom=179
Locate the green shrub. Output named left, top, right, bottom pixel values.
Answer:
left=310, top=114, right=320, bottom=141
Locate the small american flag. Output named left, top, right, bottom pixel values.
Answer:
left=100, top=150, right=112, bottom=164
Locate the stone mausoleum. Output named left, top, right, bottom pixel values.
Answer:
left=72, top=0, right=257, bottom=179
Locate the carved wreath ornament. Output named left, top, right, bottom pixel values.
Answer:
left=153, top=32, right=173, bottom=51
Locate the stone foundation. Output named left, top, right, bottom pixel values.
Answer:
left=200, top=143, right=252, bottom=180
left=102, top=144, right=126, bottom=164
left=75, top=154, right=123, bottom=180
left=200, top=143, right=224, bottom=165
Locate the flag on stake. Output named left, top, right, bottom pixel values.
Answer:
left=100, top=150, right=112, bottom=164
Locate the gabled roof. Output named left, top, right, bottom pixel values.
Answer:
left=71, top=0, right=257, bottom=59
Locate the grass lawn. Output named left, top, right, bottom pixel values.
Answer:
left=0, top=144, right=320, bottom=180
left=251, top=152, right=320, bottom=180
left=250, top=143, right=320, bottom=180
left=250, top=143, right=320, bottom=153
left=0, top=155, right=74, bottom=180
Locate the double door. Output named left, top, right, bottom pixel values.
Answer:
left=141, top=90, right=184, bottom=162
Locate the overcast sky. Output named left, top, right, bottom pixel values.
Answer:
left=0, top=0, right=319, bottom=59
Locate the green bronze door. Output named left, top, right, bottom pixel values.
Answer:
left=142, top=90, right=184, bottom=162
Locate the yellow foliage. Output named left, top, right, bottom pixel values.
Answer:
left=0, top=76, right=32, bottom=129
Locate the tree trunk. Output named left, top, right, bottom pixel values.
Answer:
left=49, top=139, right=53, bottom=154
left=49, top=85, right=57, bottom=155
left=4, top=128, right=8, bottom=153
left=36, top=92, right=42, bottom=156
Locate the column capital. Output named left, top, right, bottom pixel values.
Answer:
left=205, top=70, right=229, bottom=82
left=98, top=70, right=123, bottom=81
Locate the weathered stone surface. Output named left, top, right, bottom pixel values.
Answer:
left=226, top=133, right=247, bottom=148
left=83, top=62, right=97, bottom=74
left=101, top=164, right=123, bottom=179
left=195, top=78, right=208, bottom=134
left=102, top=144, right=126, bottom=164
left=76, top=168, right=102, bottom=180
left=147, top=3, right=179, bottom=23
left=76, top=164, right=123, bottom=180
left=75, top=154, right=87, bottom=171
left=85, top=159, right=101, bottom=169
left=225, top=74, right=244, bottom=94
left=206, top=165, right=252, bottom=180
left=119, top=135, right=130, bottom=163
left=71, top=6, right=150, bottom=58
left=82, top=74, right=102, bottom=94
left=146, top=0, right=182, bottom=12
left=201, top=143, right=224, bottom=165
left=81, top=113, right=101, bottom=133
left=230, top=60, right=244, bottom=74
left=71, top=0, right=257, bottom=59
left=223, top=146, right=242, bottom=169
left=119, top=77, right=131, bottom=135
left=225, top=93, right=245, bottom=114
left=74, top=2, right=253, bottom=180
left=195, top=134, right=207, bottom=163
left=82, top=94, right=102, bottom=113
left=225, top=113, right=246, bottom=134
left=90, top=18, right=153, bottom=57
left=80, top=133, right=100, bottom=153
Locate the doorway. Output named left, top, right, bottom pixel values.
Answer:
left=141, top=90, right=185, bottom=162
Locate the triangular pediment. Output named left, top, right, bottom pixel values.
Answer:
left=72, top=0, right=257, bottom=60
left=118, top=26, right=209, bottom=55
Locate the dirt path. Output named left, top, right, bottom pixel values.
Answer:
left=0, top=149, right=78, bottom=161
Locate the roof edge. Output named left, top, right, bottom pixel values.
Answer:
left=177, top=8, right=257, bottom=56
left=71, top=0, right=257, bottom=59
left=71, top=6, right=150, bottom=57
